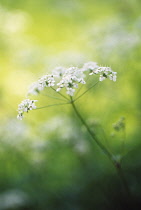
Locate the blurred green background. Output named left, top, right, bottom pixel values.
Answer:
left=0, top=0, right=141, bottom=209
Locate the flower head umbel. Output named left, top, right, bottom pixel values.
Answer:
left=27, top=74, right=56, bottom=95
left=28, top=82, right=43, bottom=95
left=56, top=67, right=86, bottom=96
left=89, top=66, right=117, bottom=82
left=17, top=99, right=37, bottom=120
left=82, top=61, right=99, bottom=72
left=38, top=74, right=55, bottom=88
left=17, top=61, right=117, bottom=120
left=52, top=66, right=66, bottom=77
left=27, top=62, right=117, bottom=97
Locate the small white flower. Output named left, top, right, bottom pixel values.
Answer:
left=38, top=74, right=55, bottom=88
left=27, top=74, right=56, bottom=95
left=17, top=99, right=37, bottom=120
left=56, top=87, right=61, bottom=92
left=82, top=61, right=99, bottom=72
left=27, top=82, right=43, bottom=95
left=89, top=66, right=117, bottom=82
left=56, top=66, right=86, bottom=95
left=66, top=88, right=75, bottom=96
left=17, top=61, right=117, bottom=120
left=17, top=114, right=23, bottom=120
left=77, top=78, right=86, bottom=84
left=52, top=66, right=66, bottom=77
left=99, top=75, right=105, bottom=81
left=112, top=72, right=117, bottom=82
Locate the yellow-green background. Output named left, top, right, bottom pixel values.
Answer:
left=0, top=0, right=141, bottom=209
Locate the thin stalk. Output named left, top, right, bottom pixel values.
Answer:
left=74, top=81, right=99, bottom=102
left=71, top=99, right=131, bottom=198
left=115, top=164, right=131, bottom=199
left=75, top=74, right=90, bottom=98
left=98, top=124, right=111, bottom=152
left=71, top=99, right=113, bottom=161
left=41, top=93, right=67, bottom=101
left=35, top=102, right=69, bottom=110
left=51, top=87, right=69, bottom=101
left=121, top=125, right=126, bottom=159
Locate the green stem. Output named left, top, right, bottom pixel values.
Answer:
left=71, top=99, right=113, bottom=161
left=115, top=163, right=131, bottom=199
left=51, top=87, right=69, bottom=101
left=71, top=99, right=131, bottom=199
left=36, top=102, right=69, bottom=110
left=41, top=93, right=67, bottom=101
left=74, top=81, right=99, bottom=102
left=121, top=125, right=126, bottom=159
left=75, top=74, right=91, bottom=98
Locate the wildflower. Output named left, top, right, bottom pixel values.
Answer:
left=52, top=66, right=66, bottom=77
left=38, top=74, right=55, bottom=88
left=82, top=61, right=99, bottom=72
left=66, top=88, right=75, bottom=96
left=89, top=66, right=117, bottom=82
left=27, top=82, right=43, bottom=95
left=27, top=74, right=56, bottom=95
left=26, top=62, right=117, bottom=98
left=99, top=74, right=106, bottom=81
left=17, top=61, right=117, bottom=120
left=17, top=99, right=37, bottom=120
left=56, top=67, right=86, bottom=96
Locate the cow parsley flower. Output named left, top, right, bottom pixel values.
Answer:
left=89, top=66, right=117, bottom=82
left=17, top=61, right=117, bottom=120
left=66, top=88, right=75, bottom=96
left=52, top=66, right=66, bottom=77
left=82, top=61, right=99, bottom=72
left=27, top=74, right=56, bottom=95
left=26, top=62, right=117, bottom=98
left=38, top=74, right=55, bottom=88
left=27, top=82, right=43, bottom=95
left=17, top=99, right=37, bottom=120
left=56, top=67, right=86, bottom=96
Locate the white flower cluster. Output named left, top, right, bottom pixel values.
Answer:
left=56, top=67, right=86, bottom=96
left=17, top=61, right=117, bottom=120
left=52, top=66, right=66, bottom=77
left=89, top=66, right=117, bottom=82
left=28, top=74, right=56, bottom=95
left=27, top=82, right=42, bottom=95
left=17, top=99, right=37, bottom=120
left=38, top=74, right=55, bottom=88
left=27, top=62, right=117, bottom=97
left=82, top=61, right=99, bottom=72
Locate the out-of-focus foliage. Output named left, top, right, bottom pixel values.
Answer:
left=0, top=0, right=141, bottom=209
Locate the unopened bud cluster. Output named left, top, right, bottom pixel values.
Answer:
left=113, top=117, right=125, bottom=131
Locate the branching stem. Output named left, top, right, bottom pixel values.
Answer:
left=41, top=93, right=67, bottom=101
left=74, top=81, right=99, bottom=102
left=70, top=98, right=131, bottom=199
left=36, top=102, right=69, bottom=110
left=70, top=98, right=113, bottom=160
left=51, top=87, right=69, bottom=101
